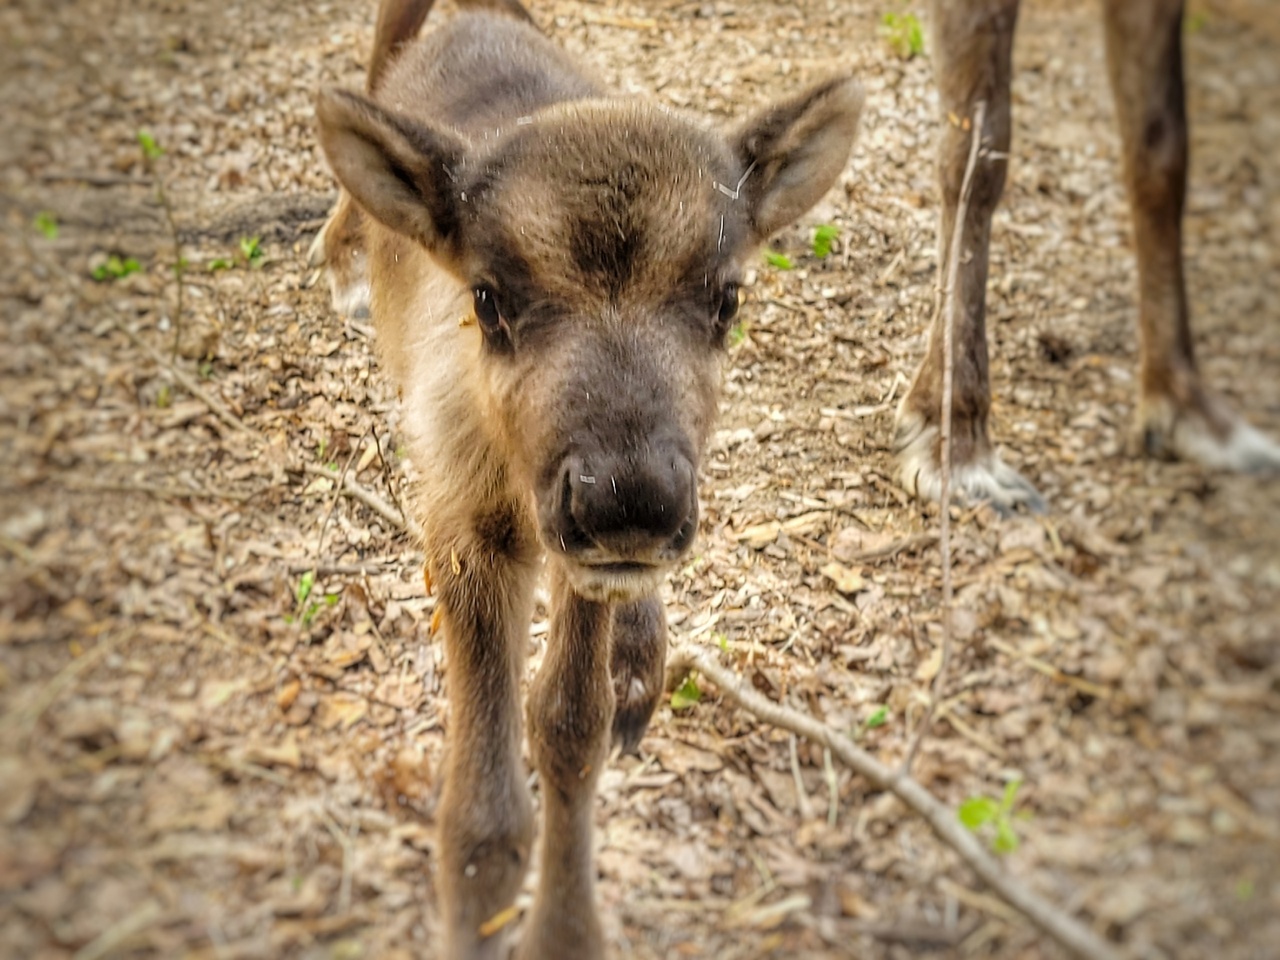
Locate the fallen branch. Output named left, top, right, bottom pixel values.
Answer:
left=668, top=644, right=1121, bottom=960
left=111, top=322, right=254, bottom=438
left=903, top=100, right=987, bottom=774
left=302, top=463, right=418, bottom=538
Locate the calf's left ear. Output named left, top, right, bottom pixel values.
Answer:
left=730, top=75, right=864, bottom=240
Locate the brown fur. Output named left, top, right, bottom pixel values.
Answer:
left=895, top=0, right=1279, bottom=513
left=312, top=2, right=863, bottom=957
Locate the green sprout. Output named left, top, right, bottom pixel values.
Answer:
left=763, top=250, right=794, bottom=271
left=670, top=674, right=702, bottom=710
left=959, top=780, right=1028, bottom=855
left=208, top=257, right=233, bottom=272
left=137, top=129, right=164, bottom=161
left=812, top=224, right=839, bottom=259
left=91, top=255, right=142, bottom=282
left=33, top=211, right=59, bottom=240
left=881, top=11, right=925, bottom=60
left=864, top=705, right=889, bottom=729
left=239, top=235, right=265, bottom=267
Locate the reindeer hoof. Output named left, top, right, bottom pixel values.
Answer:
left=896, top=418, right=1046, bottom=515
left=1141, top=396, right=1280, bottom=473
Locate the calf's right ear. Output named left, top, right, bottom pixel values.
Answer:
left=731, top=75, right=864, bottom=241
left=316, top=88, right=467, bottom=260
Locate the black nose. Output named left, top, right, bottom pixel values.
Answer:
left=552, top=444, right=697, bottom=562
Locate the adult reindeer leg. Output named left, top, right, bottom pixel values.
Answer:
left=896, top=0, right=1044, bottom=513
left=1104, top=0, right=1280, bottom=471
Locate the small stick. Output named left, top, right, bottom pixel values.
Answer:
left=789, top=733, right=814, bottom=821
left=302, top=463, right=418, bottom=537
left=111, top=322, right=253, bottom=437
left=668, top=645, right=1121, bottom=960
left=903, top=100, right=987, bottom=775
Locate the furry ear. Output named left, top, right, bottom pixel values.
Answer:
left=730, top=76, right=864, bottom=240
left=316, top=87, right=467, bottom=258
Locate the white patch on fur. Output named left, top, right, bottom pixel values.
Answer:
left=895, top=409, right=1045, bottom=513
left=1151, top=403, right=1280, bottom=473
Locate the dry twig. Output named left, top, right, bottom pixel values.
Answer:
left=668, top=644, right=1121, bottom=960
left=111, top=322, right=254, bottom=437
left=903, top=100, right=987, bottom=774
left=302, top=463, right=418, bottom=537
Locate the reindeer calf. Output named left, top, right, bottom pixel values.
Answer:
left=313, top=1, right=862, bottom=956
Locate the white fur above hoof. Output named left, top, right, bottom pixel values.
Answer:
left=896, top=419, right=1046, bottom=516
left=1143, top=399, right=1280, bottom=474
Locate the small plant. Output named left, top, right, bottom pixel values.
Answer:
left=727, top=321, right=747, bottom=348
left=670, top=673, right=701, bottom=710
left=864, top=705, right=889, bottom=729
left=208, top=256, right=234, bottom=271
left=881, top=11, right=925, bottom=60
left=155, top=383, right=172, bottom=409
left=137, top=129, right=165, bottom=161
left=812, top=224, right=839, bottom=259
left=959, top=780, right=1027, bottom=854
left=1184, top=11, right=1208, bottom=34
left=763, top=250, right=794, bottom=271
left=239, top=235, right=265, bottom=268
left=91, top=254, right=142, bottom=282
left=286, top=569, right=340, bottom=626
left=33, top=211, right=59, bottom=240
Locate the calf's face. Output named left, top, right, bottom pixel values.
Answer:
left=318, top=81, right=862, bottom=601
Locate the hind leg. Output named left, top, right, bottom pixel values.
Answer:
left=1103, top=0, right=1280, bottom=472
left=307, top=190, right=372, bottom=319
left=610, top=594, right=666, bottom=754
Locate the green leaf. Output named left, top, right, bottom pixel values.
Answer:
left=208, top=257, right=233, bottom=271
left=958, top=797, right=998, bottom=830
left=993, top=819, right=1020, bottom=854
left=239, top=235, right=264, bottom=265
left=727, top=321, right=746, bottom=348
left=1000, top=779, right=1022, bottom=814
left=155, top=383, right=171, bottom=409
left=812, top=224, right=839, bottom=258
left=670, top=674, right=701, bottom=710
left=137, top=129, right=164, bottom=161
left=864, top=705, right=889, bottom=729
left=763, top=250, right=794, bottom=270
left=715, top=633, right=729, bottom=652
left=325, top=593, right=340, bottom=607
left=91, top=254, right=143, bottom=282
left=880, top=11, right=925, bottom=59
left=296, top=569, right=315, bottom=607
left=33, top=211, right=58, bottom=240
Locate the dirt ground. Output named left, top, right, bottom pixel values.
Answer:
left=2, top=1, right=1278, bottom=958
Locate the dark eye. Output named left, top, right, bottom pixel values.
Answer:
left=472, top=284, right=503, bottom=334
left=716, top=283, right=740, bottom=332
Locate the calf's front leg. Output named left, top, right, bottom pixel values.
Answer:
left=896, top=0, right=1045, bottom=513
left=428, top=509, right=537, bottom=960
left=518, top=562, right=617, bottom=960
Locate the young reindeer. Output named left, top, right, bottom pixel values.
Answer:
left=312, top=1, right=863, bottom=957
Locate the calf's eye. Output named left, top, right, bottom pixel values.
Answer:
left=716, top=283, right=740, bottom=332
left=472, top=284, right=503, bottom=334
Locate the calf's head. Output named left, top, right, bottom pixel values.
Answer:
left=318, top=81, right=862, bottom=601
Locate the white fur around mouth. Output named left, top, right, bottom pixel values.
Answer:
left=565, top=562, right=668, bottom=603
